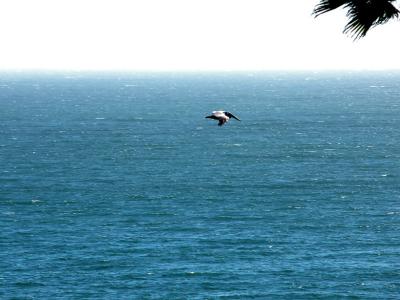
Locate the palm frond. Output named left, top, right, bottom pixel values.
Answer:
left=344, top=0, right=400, bottom=39
left=314, top=0, right=400, bottom=39
left=313, top=0, right=349, bottom=16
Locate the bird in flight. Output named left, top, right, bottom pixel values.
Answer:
left=205, top=111, right=240, bottom=126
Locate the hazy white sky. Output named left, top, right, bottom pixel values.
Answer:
left=1, top=0, right=400, bottom=71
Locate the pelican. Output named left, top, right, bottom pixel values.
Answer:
left=205, top=111, right=240, bottom=126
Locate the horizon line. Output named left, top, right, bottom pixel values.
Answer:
left=1, top=68, right=400, bottom=74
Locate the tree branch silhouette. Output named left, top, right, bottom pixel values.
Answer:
left=314, top=0, right=400, bottom=39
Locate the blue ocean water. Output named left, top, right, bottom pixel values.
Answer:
left=1, top=72, right=400, bottom=299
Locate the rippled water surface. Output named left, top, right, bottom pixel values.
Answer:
left=1, top=72, right=400, bottom=299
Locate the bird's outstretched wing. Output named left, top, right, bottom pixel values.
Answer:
left=218, top=119, right=226, bottom=126
left=225, top=112, right=240, bottom=121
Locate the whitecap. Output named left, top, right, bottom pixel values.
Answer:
left=2, top=211, right=15, bottom=215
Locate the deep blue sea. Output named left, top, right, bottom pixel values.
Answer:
left=1, top=72, right=400, bottom=299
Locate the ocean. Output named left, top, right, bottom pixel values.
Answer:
left=1, top=72, right=400, bottom=299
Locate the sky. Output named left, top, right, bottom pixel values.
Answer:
left=1, top=0, right=400, bottom=71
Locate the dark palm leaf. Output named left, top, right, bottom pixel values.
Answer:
left=314, top=0, right=400, bottom=39
left=314, top=0, right=349, bottom=16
